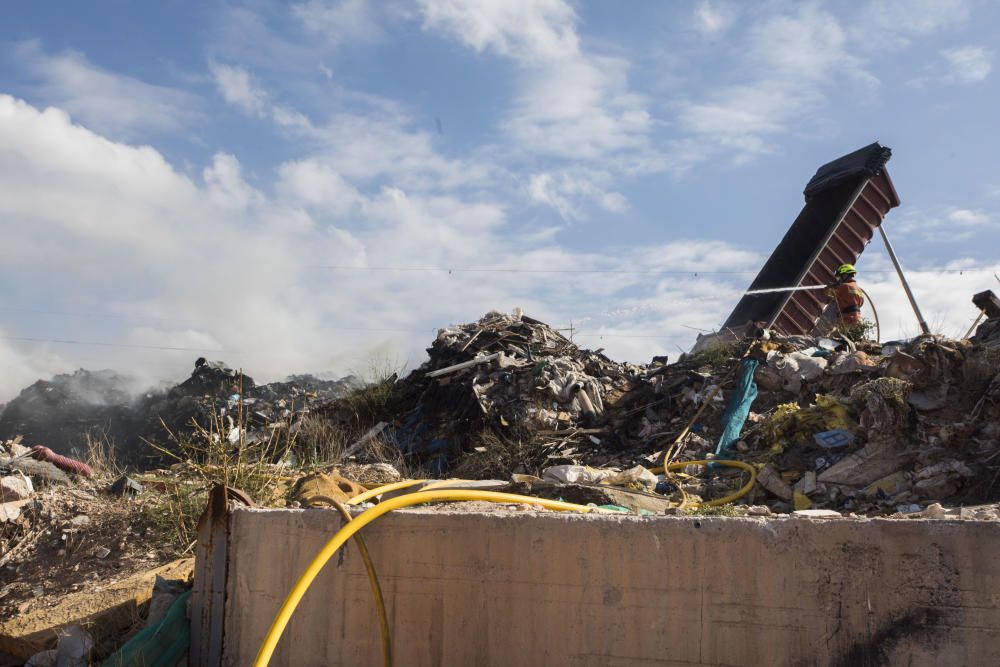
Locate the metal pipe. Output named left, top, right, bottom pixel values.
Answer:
left=878, top=225, right=930, bottom=335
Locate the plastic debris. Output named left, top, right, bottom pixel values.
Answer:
left=814, top=428, right=854, bottom=449
left=108, top=475, right=144, bottom=496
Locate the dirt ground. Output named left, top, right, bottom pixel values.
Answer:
left=0, top=475, right=176, bottom=623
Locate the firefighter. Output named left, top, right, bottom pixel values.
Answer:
left=828, top=264, right=864, bottom=328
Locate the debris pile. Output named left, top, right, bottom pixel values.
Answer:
left=0, top=360, right=362, bottom=466
left=365, top=309, right=644, bottom=473
left=324, top=309, right=1000, bottom=517
left=3, top=308, right=1000, bottom=520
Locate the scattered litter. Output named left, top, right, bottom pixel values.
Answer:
left=107, top=476, right=144, bottom=496
left=814, top=428, right=854, bottom=448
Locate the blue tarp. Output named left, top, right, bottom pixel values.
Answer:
left=714, top=359, right=759, bottom=458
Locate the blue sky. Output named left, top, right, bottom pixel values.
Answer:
left=2, top=0, right=999, bottom=397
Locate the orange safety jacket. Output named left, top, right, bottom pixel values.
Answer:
left=828, top=279, right=864, bottom=325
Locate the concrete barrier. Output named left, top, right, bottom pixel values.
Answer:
left=196, top=507, right=1000, bottom=666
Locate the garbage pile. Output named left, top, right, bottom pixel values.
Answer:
left=361, top=309, right=646, bottom=473
left=0, top=360, right=362, bottom=466
left=336, top=309, right=1000, bottom=516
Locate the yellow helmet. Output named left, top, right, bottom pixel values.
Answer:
left=836, top=264, right=857, bottom=276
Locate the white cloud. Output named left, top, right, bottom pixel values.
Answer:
left=0, top=93, right=763, bottom=399
left=276, top=158, right=363, bottom=216
left=419, top=0, right=653, bottom=161
left=209, top=62, right=269, bottom=116
left=854, top=0, right=972, bottom=49
left=948, top=208, right=990, bottom=225
left=675, top=5, right=868, bottom=165
left=694, top=1, right=735, bottom=36
left=208, top=60, right=489, bottom=192
left=671, top=0, right=978, bottom=168
left=940, top=46, right=993, bottom=83
left=891, top=206, right=994, bottom=243
left=860, top=252, right=1000, bottom=340
left=209, top=61, right=313, bottom=131
left=528, top=171, right=627, bottom=220
left=419, top=0, right=578, bottom=61
left=12, top=41, right=201, bottom=138
left=292, top=0, right=385, bottom=45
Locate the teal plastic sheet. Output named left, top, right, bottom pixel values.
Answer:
left=714, top=359, right=759, bottom=457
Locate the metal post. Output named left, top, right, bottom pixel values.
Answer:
left=963, top=311, right=986, bottom=340
left=878, top=225, right=930, bottom=335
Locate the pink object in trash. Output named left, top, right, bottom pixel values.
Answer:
left=29, top=445, right=94, bottom=477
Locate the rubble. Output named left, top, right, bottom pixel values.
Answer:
left=0, top=303, right=998, bottom=663
left=0, top=472, right=33, bottom=501
left=312, top=309, right=1000, bottom=517
left=0, top=362, right=362, bottom=467
left=2, top=308, right=1000, bottom=522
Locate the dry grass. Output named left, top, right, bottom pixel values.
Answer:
left=693, top=341, right=740, bottom=368
left=141, top=361, right=417, bottom=550
left=359, top=432, right=418, bottom=479
left=289, top=413, right=351, bottom=466
left=85, top=430, right=125, bottom=479
left=451, top=428, right=545, bottom=480
left=143, top=404, right=298, bottom=552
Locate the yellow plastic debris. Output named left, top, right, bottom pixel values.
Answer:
left=290, top=471, right=366, bottom=506
left=762, top=394, right=856, bottom=454
left=863, top=471, right=910, bottom=498
left=793, top=491, right=813, bottom=511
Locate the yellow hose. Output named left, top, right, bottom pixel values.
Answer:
left=647, top=459, right=757, bottom=507
left=302, top=496, right=392, bottom=667
left=253, top=490, right=595, bottom=667
left=346, top=479, right=427, bottom=505
left=858, top=286, right=880, bottom=343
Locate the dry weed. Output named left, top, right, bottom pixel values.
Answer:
left=451, top=428, right=545, bottom=480
left=143, top=397, right=298, bottom=551
left=85, top=431, right=125, bottom=479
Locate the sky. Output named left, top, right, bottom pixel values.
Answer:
left=2, top=0, right=1000, bottom=400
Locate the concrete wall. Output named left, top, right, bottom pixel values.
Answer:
left=212, top=507, right=1000, bottom=666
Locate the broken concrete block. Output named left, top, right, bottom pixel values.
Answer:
left=1, top=473, right=34, bottom=501
left=0, top=499, right=32, bottom=523
left=291, top=470, right=369, bottom=507
left=793, top=471, right=817, bottom=496
left=912, top=502, right=948, bottom=519
left=818, top=442, right=906, bottom=487
left=913, top=475, right=960, bottom=500
left=757, top=464, right=793, bottom=501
